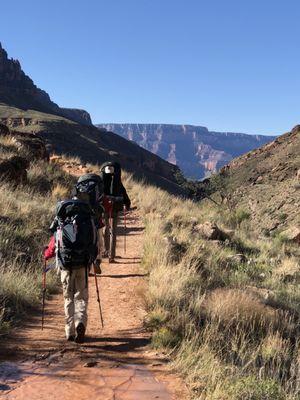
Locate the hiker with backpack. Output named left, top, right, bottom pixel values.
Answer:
left=100, top=161, right=131, bottom=263
left=74, top=173, right=104, bottom=274
left=44, top=199, right=98, bottom=343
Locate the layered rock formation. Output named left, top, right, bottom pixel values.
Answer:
left=97, top=124, right=276, bottom=179
left=0, top=108, right=185, bottom=195
left=0, top=43, right=91, bottom=125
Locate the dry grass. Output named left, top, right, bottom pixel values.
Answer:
left=203, top=288, right=279, bottom=328
left=0, top=135, right=22, bottom=164
left=52, top=183, right=70, bottom=200
left=126, top=173, right=300, bottom=399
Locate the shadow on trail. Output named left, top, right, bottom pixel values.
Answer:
left=121, top=226, right=144, bottom=234
left=101, top=273, right=149, bottom=279
left=114, top=256, right=141, bottom=261
left=108, top=260, right=141, bottom=265
left=84, top=336, right=150, bottom=353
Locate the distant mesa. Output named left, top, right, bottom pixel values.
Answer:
left=0, top=42, right=92, bottom=126
left=97, top=123, right=276, bottom=179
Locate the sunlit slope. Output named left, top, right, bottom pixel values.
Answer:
left=219, top=125, right=300, bottom=234
left=0, top=104, right=185, bottom=195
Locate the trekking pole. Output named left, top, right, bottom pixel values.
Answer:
left=41, top=258, right=46, bottom=330
left=123, top=205, right=127, bottom=254
left=109, top=201, right=113, bottom=260
left=93, top=262, right=104, bottom=328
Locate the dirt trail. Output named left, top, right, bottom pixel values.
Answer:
left=0, top=207, right=187, bottom=399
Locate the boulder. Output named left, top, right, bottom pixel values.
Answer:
left=14, top=135, right=49, bottom=161
left=282, top=226, right=300, bottom=244
left=0, top=124, right=49, bottom=161
left=194, top=222, right=230, bottom=241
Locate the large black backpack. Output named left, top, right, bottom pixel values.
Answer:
left=55, top=199, right=98, bottom=270
left=75, top=174, right=103, bottom=210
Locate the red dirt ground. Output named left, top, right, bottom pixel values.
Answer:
left=0, top=207, right=188, bottom=399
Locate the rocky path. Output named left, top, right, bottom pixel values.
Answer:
left=0, top=210, right=187, bottom=399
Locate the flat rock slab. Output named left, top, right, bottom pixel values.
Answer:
left=0, top=361, right=173, bottom=400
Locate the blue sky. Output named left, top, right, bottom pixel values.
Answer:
left=1, top=0, right=299, bottom=135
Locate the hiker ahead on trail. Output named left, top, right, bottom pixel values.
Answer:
left=100, top=161, right=131, bottom=263
left=75, top=173, right=104, bottom=273
left=44, top=199, right=99, bottom=343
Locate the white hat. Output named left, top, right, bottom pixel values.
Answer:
left=104, top=166, right=114, bottom=174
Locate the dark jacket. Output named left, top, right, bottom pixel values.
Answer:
left=100, top=161, right=131, bottom=211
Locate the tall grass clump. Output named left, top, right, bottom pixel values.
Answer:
left=127, top=173, right=300, bottom=399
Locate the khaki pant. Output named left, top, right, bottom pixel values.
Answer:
left=98, top=228, right=103, bottom=260
left=104, top=211, right=118, bottom=259
left=60, top=267, right=88, bottom=338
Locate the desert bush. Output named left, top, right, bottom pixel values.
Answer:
left=226, top=376, right=285, bottom=400
left=226, top=208, right=251, bottom=228
left=152, top=327, right=181, bottom=348
left=144, top=307, right=168, bottom=330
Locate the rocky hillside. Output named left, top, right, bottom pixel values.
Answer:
left=0, top=105, right=184, bottom=195
left=216, top=125, right=300, bottom=235
left=0, top=43, right=91, bottom=126
left=0, top=123, right=49, bottom=184
left=0, top=43, right=185, bottom=194
left=97, top=123, right=275, bottom=179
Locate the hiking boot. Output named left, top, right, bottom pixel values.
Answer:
left=75, top=323, right=86, bottom=344
left=67, top=335, right=75, bottom=342
left=102, top=250, right=109, bottom=258
left=94, top=259, right=102, bottom=274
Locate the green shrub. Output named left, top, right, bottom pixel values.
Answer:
left=145, top=307, right=168, bottom=330
left=226, top=208, right=251, bottom=228
left=235, top=208, right=251, bottom=225
left=278, top=213, right=288, bottom=223
left=226, top=376, right=285, bottom=400
left=152, top=327, right=181, bottom=349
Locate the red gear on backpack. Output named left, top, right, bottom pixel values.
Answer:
left=44, top=236, right=56, bottom=260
